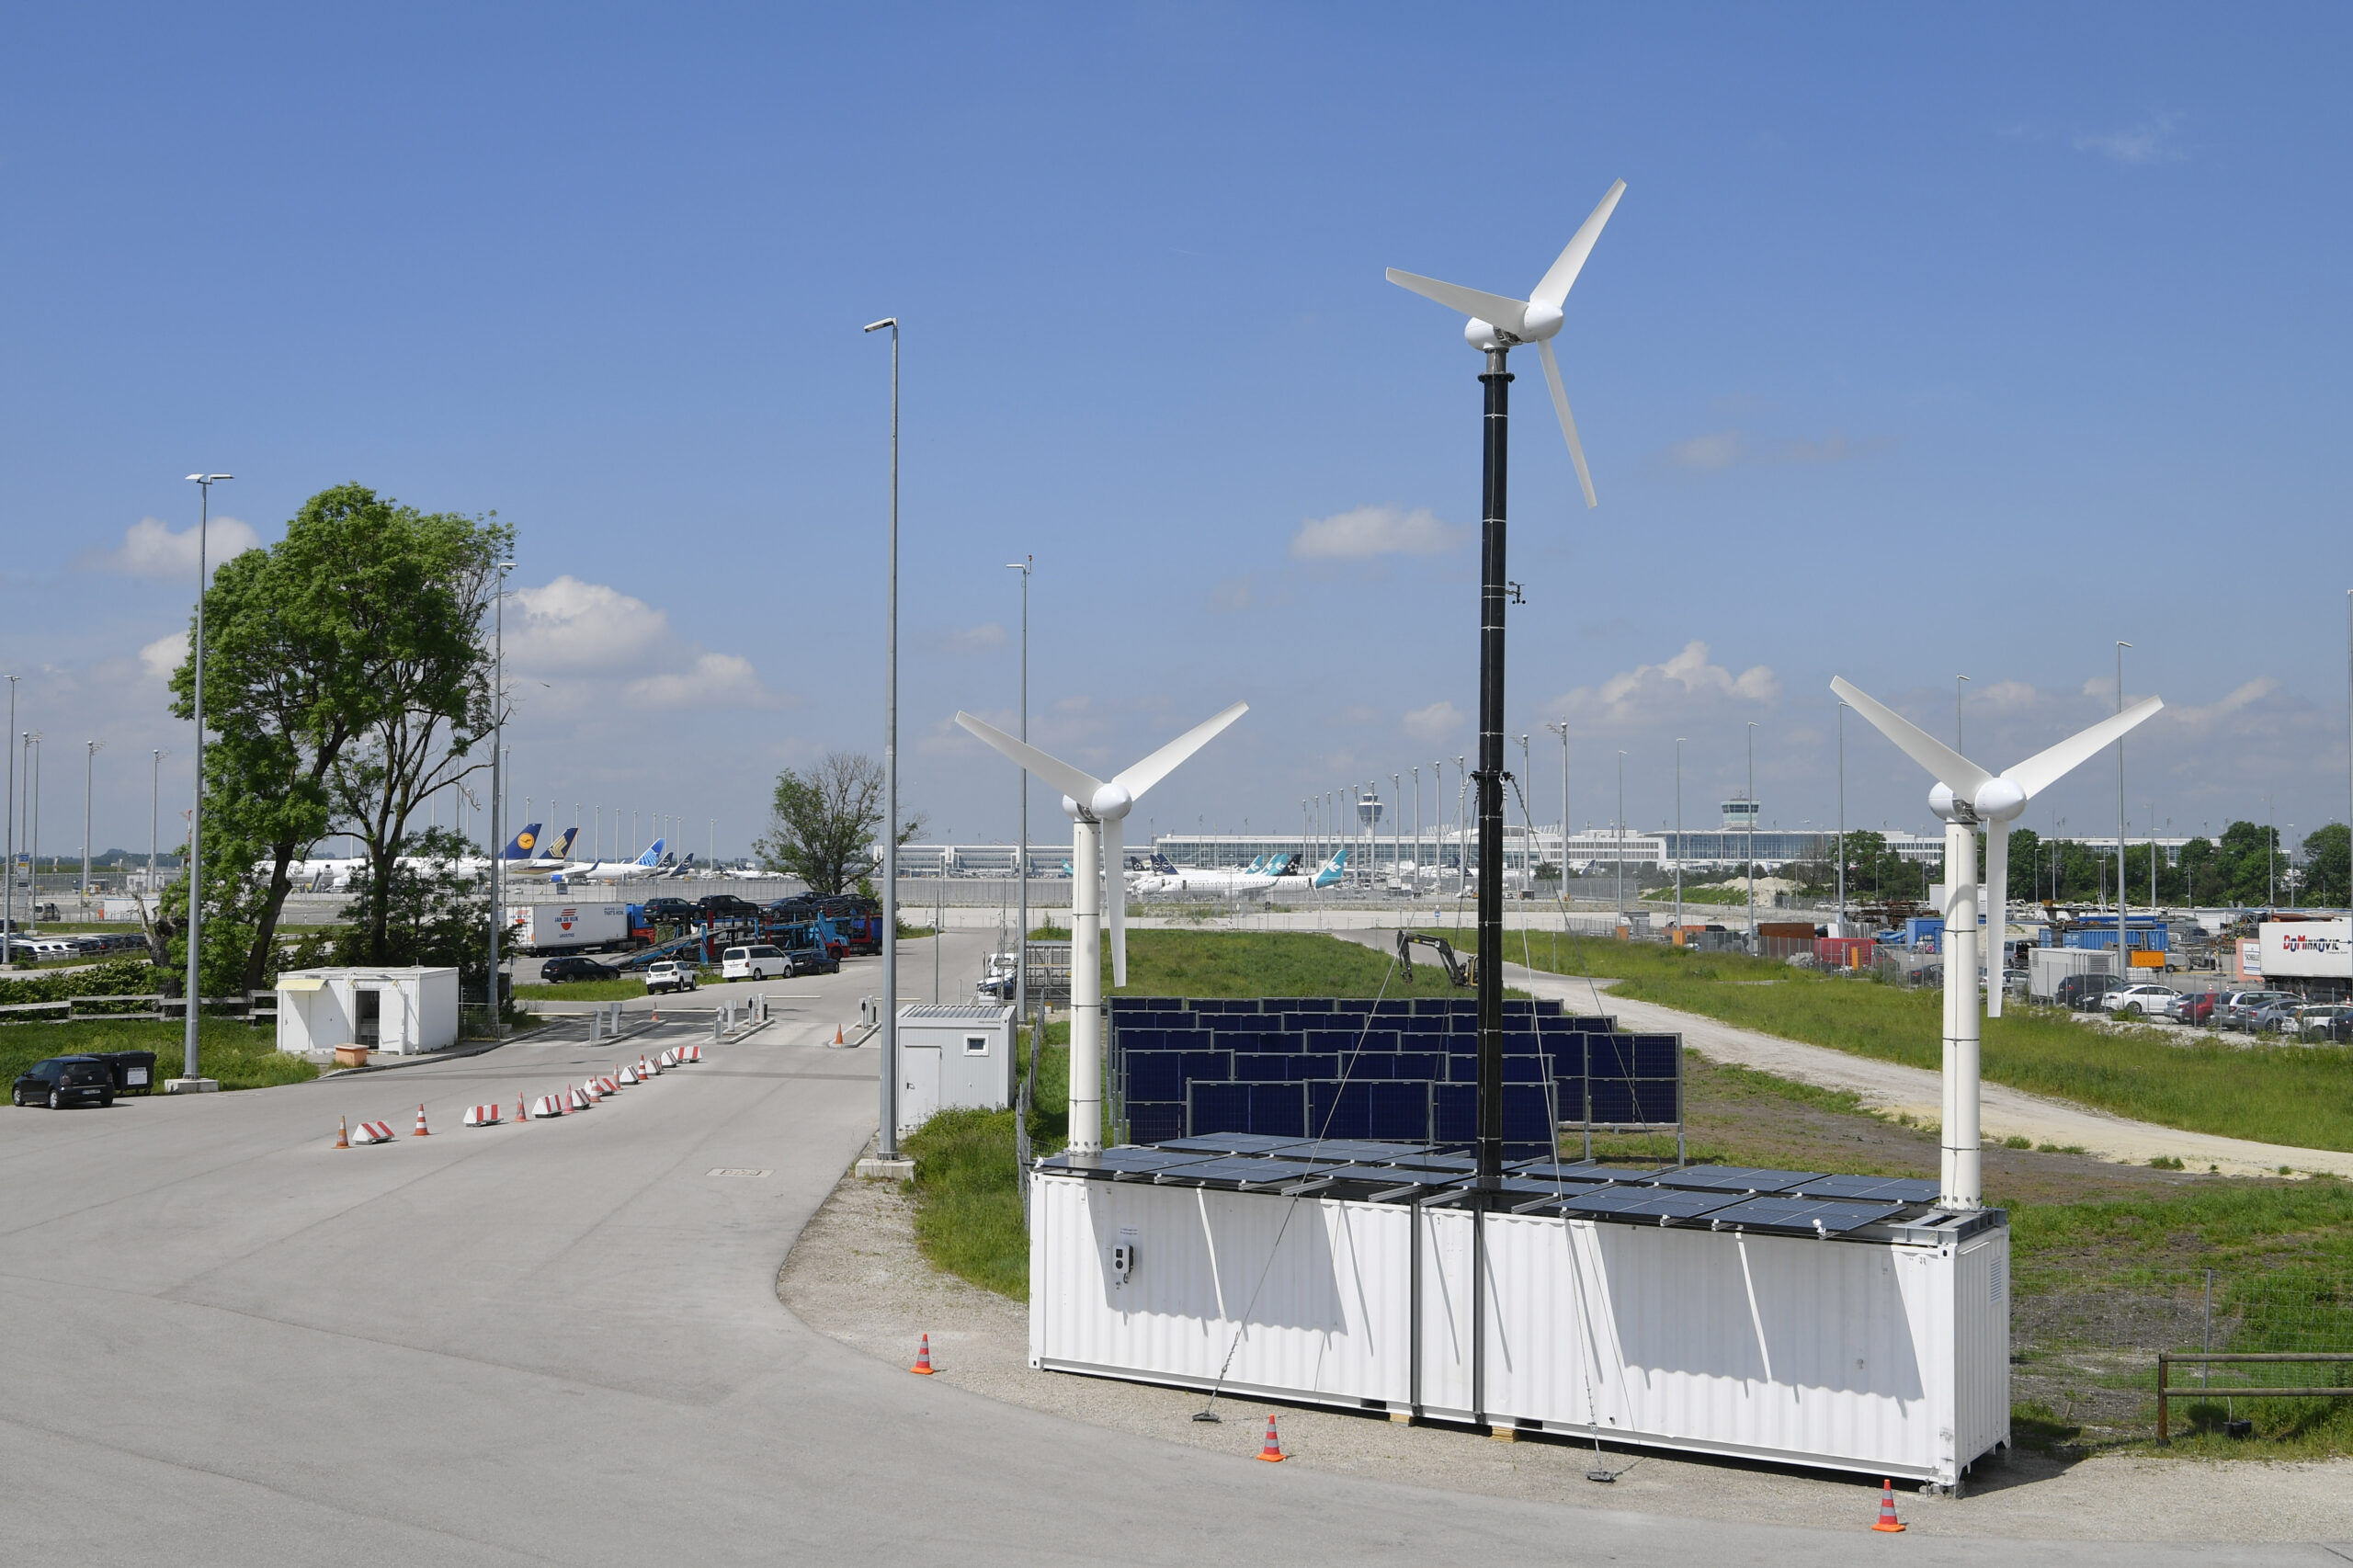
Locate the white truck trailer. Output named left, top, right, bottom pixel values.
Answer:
left=508, top=903, right=631, bottom=954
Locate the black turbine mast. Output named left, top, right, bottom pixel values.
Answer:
left=1472, top=345, right=1512, bottom=1191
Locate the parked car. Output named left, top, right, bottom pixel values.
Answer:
left=538, top=955, right=621, bottom=983
left=2216, top=990, right=2302, bottom=1032
left=643, top=960, right=699, bottom=994
left=2054, top=971, right=2115, bottom=1011
left=2246, top=998, right=2329, bottom=1035
left=2165, top=989, right=2224, bottom=1027
left=698, top=894, right=761, bottom=921
left=721, top=944, right=791, bottom=981
left=2289, top=1004, right=2353, bottom=1043
left=779, top=940, right=839, bottom=977
left=640, top=897, right=695, bottom=925
left=2098, top=983, right=2179, bottom=1017
left=12, top=1055, right=115, bottom=1108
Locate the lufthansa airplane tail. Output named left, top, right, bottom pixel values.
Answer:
left=502, top=824, right=544, bottom=860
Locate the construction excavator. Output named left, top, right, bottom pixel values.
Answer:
left=1395, top=930, right=1472, bottom=988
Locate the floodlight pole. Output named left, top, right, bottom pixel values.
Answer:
left=1836, top=704, right=1847, bottom=926
left=2116, top=642, right=2131, bottom=970
left=1674, top=738, right=1685, bottom=937
left=866, top=316, right=902, bottom=1160
left=3, top=675, right=15, bottom=966
left=489, top=561, right=512, bottom=1035
left=1007, top=557, right=1030, bottom=1026
left=1472, top=345, right=1511, bottom=1194
left=176, top=472, right=230, bottom=1092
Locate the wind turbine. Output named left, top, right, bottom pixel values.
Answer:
left=1832, top=676, right=2161, bottom=1208
left=1387, top=178, right=1626, bottom=507
left=1387, top=178, right=1626, bottom=1190
left=954, top=702, right=1247, bottom=1154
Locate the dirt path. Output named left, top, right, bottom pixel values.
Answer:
left=779, top=1163, right=2353, bottom=1543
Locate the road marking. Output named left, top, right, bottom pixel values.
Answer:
left=708, top=1168, right=771, bottom=1177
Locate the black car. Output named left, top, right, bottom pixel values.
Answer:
left=698, top=893, right=761, bottom=920
left=2053, top=971, right=2112, bottom=1011
left=539, top=955, right=621, bottom=983
left=781, top=941, right=840, bottom=976
left=641, top=897, right=696, bottom=924
left=13, top=1055, right=115, bottom=1108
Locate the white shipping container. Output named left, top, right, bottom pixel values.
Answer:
left=509, top=903, right=631, bottom=953
left=2259, top=918, right=2353, bottom=981
left=2027, top=946, right=2112, bottom=1001
left=1030, top=1172, right=2007, bottom=1487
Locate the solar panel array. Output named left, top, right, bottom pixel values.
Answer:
left=1033, top=1141, right=1945, bottom=1237
left=1110, top=995, right=1683, bottom=1159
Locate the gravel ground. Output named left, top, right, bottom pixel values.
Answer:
left=778, top=1160, right=2353, bottom=1545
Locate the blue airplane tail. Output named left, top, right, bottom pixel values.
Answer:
left=1309, top=847, right=1348, bottom=888
left=547, top=826, right=578, bottom=861
left=636, top=837, right=666, bottom=868
left=502, top=823, right=545, bottom=860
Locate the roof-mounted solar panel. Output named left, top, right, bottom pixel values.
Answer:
left=1557, top=1187, right=1742, bottom=1224
left=1703, top=1197, right=1906, bottom=1236
left=1791, top=1174, right=1943, bottom=1206
left=1642, top=1165, right=1824, bottom=1196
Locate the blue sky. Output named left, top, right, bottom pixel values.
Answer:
left=5, top=5, right=2349, bottom=863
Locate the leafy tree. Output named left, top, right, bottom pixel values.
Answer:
left=2299, top=823, right=2349, bottom=908
left=166, top=484, right=509, bottom=985
left=756, top=752, right=925, bottom=894
left=2216, top=820, right=2284, bottom=905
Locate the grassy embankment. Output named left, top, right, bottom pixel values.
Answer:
left=512, top=978, right=660, bottom=1002
left=1456, top=928, right=2353, bottom=1156
left=0, top=1017, right=317, bottom=1092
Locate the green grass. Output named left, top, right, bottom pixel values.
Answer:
left=1471, top=929, right=2353, bottom=1153
left=512, top=978, right=657, bottom=1001
left=1111, top=928, right=1510, bottom=1000
left=903, top=1022, right=1067, bottom=1299
left=0, top=1017, right=318, bottom=1093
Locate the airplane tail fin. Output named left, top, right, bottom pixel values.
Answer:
left=502, top=823, right=544, bottom=860
left=549, top=826, right=579, bottom=860
left=636, top=837, right=666, bottom=868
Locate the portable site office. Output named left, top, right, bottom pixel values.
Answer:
left=275, top=967, right=460, bottom=1056
left=1029, top=1141, right=2008, bottom=1488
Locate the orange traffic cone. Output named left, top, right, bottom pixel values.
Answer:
left=413, top=1103, right=430, bottom=1136
left=335, top=1116, right=349, bottom=1150
left=516, top=1094, right=528, bottom=1126
left=1256, top=1414, right=1286, bottom=1461
left=1871, top=1479, right=1905, bottom=1532
left=910, top=1334, right=936, bottom=1375
left=835, top=1025, right=845, bottom=1045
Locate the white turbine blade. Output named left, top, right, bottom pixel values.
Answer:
left=2002, top=695, right=2165, bottom=801
left=1104, top=813, right=1127, bottom=989
left=954, top=711, right=1102, bottom=805
left=1829, top=677, right=1995, bottom=798
left=1111, top=701, right=1249, bottom=800
left=1383, top=269, right=1530, bottom=337
left=1538, top=338, right=1597, bottom=508
left=1984, top=821, right=2008, bottom=1019
left=1530, top=178, right=1628, bottom=308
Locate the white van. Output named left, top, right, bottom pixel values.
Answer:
left=722, top=944, right=790, bottom=982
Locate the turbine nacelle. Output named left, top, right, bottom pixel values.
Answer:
left=1090, top=782, right=1133, bottom=822
left=1973, top=777, right=2028, bottom=824
left=1462, top=317, right=1501, bottom=352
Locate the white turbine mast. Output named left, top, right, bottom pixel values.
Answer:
left=1386, top=178, right=1627, bottom=507
left=1832, top=676, right=2161, bottom=1208
left=954, top=702, right=1247, bottom=1154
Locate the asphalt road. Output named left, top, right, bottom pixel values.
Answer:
left=1, top=930, right=2338, bottom=1565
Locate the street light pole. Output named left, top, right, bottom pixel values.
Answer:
left=864, top=314, right=903, bottom=1162
left=2116, top=641, right=2131, bottom=971
left=1544, top=721, right=1569, bottom=901
left=489, top=560, right=513, bottom=1035
left=1956, top=674, right=1970, bottom=751
left=1006, top=555, right=1031, bottom=1028
left=175, top=473, right=231, bottom=1092
left=1616, top=749, right=1627, bottom=925
left=1836, top=702, right=1849, bottom=927
left=151, top=749, right=167, bottom=905
left=82, top=739, right=103, bottom=911
left=2, top=676, right=15, bottom=964
left=1745, top=721, right=1757, bottom=944
left=1674, top=738, right=1685, bottom=937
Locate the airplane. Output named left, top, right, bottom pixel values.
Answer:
left=276, top=822, right=551, bottom=892
left=504, top=825, right=580, bottom=879
left=546, top=837, right=671, bottom=886
left=1134, top=848, right=1347, bottom=896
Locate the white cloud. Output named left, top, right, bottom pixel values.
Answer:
left=623, top=653, right=781, bottom=710
left=1550, top=641, right=1780, bottom=727
left=1290, top=506, right=1465, bottom=561
left=2075, top=114, right=2182, bottom=165
left=508, top=575, right=675, bottom=671
left=2168, top=677, right=2279, bottom=731
left=140, top=632, right=187, bottom=683
left=942, top=622, right=1006, bottom=653
left=1665, top=431, right=1744, bottom=472
left=82, top=516, right=262, bottom=578
left=1402, top=699, right=1466, bottom=742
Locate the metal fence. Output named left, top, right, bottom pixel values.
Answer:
left=2013, top=1266, right=2353, bottom=1444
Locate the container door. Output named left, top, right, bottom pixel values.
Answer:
left=355, top=988, right=381, bottom=1045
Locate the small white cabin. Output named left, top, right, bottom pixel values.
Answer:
left=893, top=1003, right=1017, bottom=1137
left=276, top=967, right=461, bottom=1057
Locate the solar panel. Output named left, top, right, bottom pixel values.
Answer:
left=1037, top=1145, right=1220, bottom=1177
left=1643, top=1165, right=1824, bottom=1195
left=1154, top=1156, right=1333, bottom=1187
left=1277, top=1139, right=1440, bottom=1165
left=1154, top=1132, right=1302, bottom=1155
left=1509, top=1161, right=1657, bottom=1184
left=1701, top=1197, right=1905, bottom=1235
left=1791, top=1174, right=1942, bottom=1205
left=1558, top=1187, right=1742, bottom=1223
